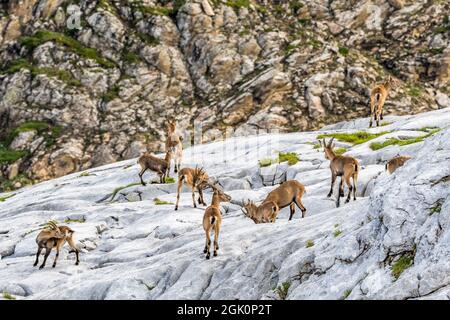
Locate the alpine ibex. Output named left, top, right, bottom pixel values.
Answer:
left=242, top=180, right=307, bottom=223
left=386, top=155, right=411, bottom=174
left=138, top=149, right=172, bottom=185
left=203, top=185, right=231, bottom=259
left=166, top=120, right=183, bottom=174
left=369, top=75, right=395, bottom=127
left=320, top=138, right=360, bottom=207
left=175, top=167, right=211, bottom=210
left=34, top=221, right=80, bottom=269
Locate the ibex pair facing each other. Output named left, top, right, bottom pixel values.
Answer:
left=34, top=221, right=80, bottom=269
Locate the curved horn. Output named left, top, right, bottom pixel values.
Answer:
left=322, top=138, right=326, bottom=147
left=47, top=221, right=58, bottom=230
left=327, top=137, right=334, bottom=147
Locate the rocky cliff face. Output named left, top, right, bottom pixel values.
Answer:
left=0, top=0, right=449, bottom=189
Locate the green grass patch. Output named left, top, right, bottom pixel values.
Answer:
left=259, top=152, right=300, bottom=167
left=370, top=128, right=441, bottom=150
left=2, top=291, right=16, bottom=300
left=334, top=148, right=347, bottom=155
left=122, top=50, right=140, bottom=64
left=225, top=0, right=250, bottom=9
left=19, top=31, right=116, bottom=68
left=305, top=240, right=314, bottom=248
left=0, top=149, right=27, bottom=164
left=274, top=281, right=291, bottom=300
left=0, top=194, right=14, bottom=202
left=391, top=252, right=414, bottom=279
left=4, top=59, right=81, bottom=87
left=102, top=86, right=120, bottom=103
left=154, top=198, right=174, bottom=205
left=136, top=32, right=160, bottom=46
left=317, top=131, right=389, bottom=145
left=79, top=171, right=95, bottom=177
left=110, top=182, right=141, bottom=201
left=405, top=83, right=422, bottom=97
left=284, top=43, right=300, bottom=56
left=338, top=46, right=349, bottom=56
left=333, top=229, right=342, bottom=237
left=164, top=176, right=176, bottom=184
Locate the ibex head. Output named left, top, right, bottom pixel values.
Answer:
left=319, top=138, right=336, bottom=160
left=46, top=221, right=65, bottom=239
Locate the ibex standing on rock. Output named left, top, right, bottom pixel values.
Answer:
left=138, top=149, right=172, bottom=185
left=242, top=180, right=307, bottom=223
left=175, top=167, right=211, bottom=210
left=320, top=138, right=360, bottom=207
left=203, top=185, right=231, bottom=259
left=386, top=155, right=412, bottom=174
left=166, top=120, right=183, bottom=174
left=34, top=221, right=80, bottom=269
left=369, top=75, right=395, bottom=127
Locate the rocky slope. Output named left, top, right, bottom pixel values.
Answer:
left=0, top=107, right=449, bottom=300
left=0, top=0, right=449, bottom=189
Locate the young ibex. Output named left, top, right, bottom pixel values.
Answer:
left=242, top=180, right=307, bottom=223
left=138, top=149, right=172, bottom=185
left=166, top=120, right=183, bottom=174
left=369, top=75, right=395, bottom=127
left=34, top=221, right=80, bottom=269
left=386, top=155, right=411, bottom=174
left=175, top=166, right=210, bottom=210
left=203, top=185, right=231, bottom=259
left=320, top=138, right=360, bottom=207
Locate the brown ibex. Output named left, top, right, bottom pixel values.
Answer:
left=175, top=167, right=211, bottom=210
left=369, top=75, right=395, bottom=127
left=166, top=120, right=183, bottom=174
left=138, top=149, right=172, bottom=185
left=386, top=155, right=411, bottom=174
left=203, top=185, right=231, bottom=259
left=242, top=180, right=307, bottom=223
left=320, top=138, right=360, bottom=207
left=33, top=221, right=80, bottom=269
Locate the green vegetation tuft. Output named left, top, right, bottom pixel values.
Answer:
left=405, top=83, right=422, bottom=97
left=0, top=149, right=27, bottom=164
left=0, top=194, right=15, bottom=202
left=275, top=281, right=291, bottom=300
left=110, top=182, right=142, bottom=201
left=392, top=252, right=414, bottom=279
left=102, top=86, right=120, bottom=103
left=334, top=148, right=347, bottom=155
left=333, top=229, right=342, bottom=237
left=305, top=240, right=314, bottom=248
left=370, top=128, right=441, bottom=150
left=19, top=31, right=116, bottom=68
left=317, top=131, right=389, bottom=145
left=338, top=47, right=349, bottom=56
left=341, top=289, right=352, bottom=300
left=259, top=152, right=299, bottom=167
left=164, top=176, right=176, bottom=184
left=429, top=199, right=444, bottom=215
left=79, top=172, right=95, bottom=177
left=2, top=291, right=16, bottom=300
left=122, top=50, right=141, bottom=64
left=154, top=198, right=174, bottom=205
left=289, top=0, right=304, bottom=14
left=225, top=0, right=250, bottom=9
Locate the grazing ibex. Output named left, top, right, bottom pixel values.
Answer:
left=369, top=75, right=395, bottom=127
left=34, top=221, right=80, bottom=269
left=203, top=185, right=231, bottom=259
left=138, top=149, right=172, bottom=185
left=320, top=138, right=360, bottom=207
left=175, top=167, right=211, bottom=210
left=242, top=180, right=307, bottom=223
left=386, top=155, right=411, bottom=174
left=166, top=120, right=183, bottom=174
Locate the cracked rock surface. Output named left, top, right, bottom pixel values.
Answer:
left=0, top=108, right=449, bottom=299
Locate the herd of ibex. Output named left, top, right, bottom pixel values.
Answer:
left=31, top=76, right=413, bottom=265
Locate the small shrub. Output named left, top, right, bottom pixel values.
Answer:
left=429, top=199, right=444, bottom=215
left=338, top=47, right=349, bottom=56
left=154, top=198, right=174, bottom=205
left=275, top=281, right=291, bottom=300
left=305, top=240, right=314, bottom=248
left=317, top=131, right=389, bottom=145
left=391, top=252, right=414, bottom=279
